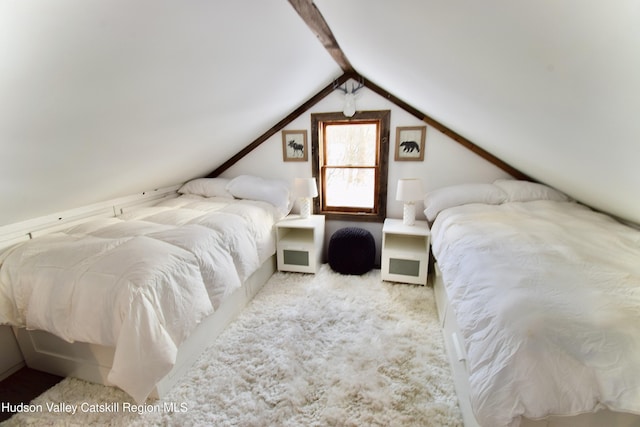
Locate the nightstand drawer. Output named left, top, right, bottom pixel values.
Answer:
left=382, top=254, right=428, bottom=285
left=388, top=258, right=421, bottom=276
left=277, top=249, right=315, bottom=273
left=282, top=249, right=310, bottom=267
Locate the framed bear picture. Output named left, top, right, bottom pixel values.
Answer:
left=395, top=126, right=426, bottom=161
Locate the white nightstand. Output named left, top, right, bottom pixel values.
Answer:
left=381, top=218, right=431, bottom=285
left=276, top=215, right=325, bottom=273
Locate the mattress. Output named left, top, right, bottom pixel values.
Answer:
left=431, top=200, right=640, bottom=427
left=0, top=194, right=282, bottom=403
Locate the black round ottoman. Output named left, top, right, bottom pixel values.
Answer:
left=328, top=227, right=375, bottom=275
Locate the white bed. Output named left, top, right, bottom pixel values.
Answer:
left=426, top=180, right=640, bottom=427
left=0, top=176, right=289, bottom=403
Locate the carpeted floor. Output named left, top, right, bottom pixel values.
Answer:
left=2, top=265, right=463, bottom=426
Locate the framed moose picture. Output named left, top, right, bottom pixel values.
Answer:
left=282, top=130, right=308, bottom=162
left=395, top=126, right=426, bottom=161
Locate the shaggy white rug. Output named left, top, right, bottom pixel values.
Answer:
left=4, top=265, right=462, bottom=427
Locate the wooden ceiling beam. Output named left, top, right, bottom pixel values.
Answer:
left=358, top=76, right=532, bottom=181
left=288, top=0, right=354, bottom=72
left=211, top=0, right=530, bottom=182
left=208, top=69, right=531, bottom=181
left=287, top=1, right=529, bottom=180
left=207, top=72, right=352, bottom=178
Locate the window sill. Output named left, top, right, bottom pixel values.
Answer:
left=318, top=211, right=384, bottom=223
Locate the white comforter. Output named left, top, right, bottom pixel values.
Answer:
left=0, top=195, right=281, bottom=403
left=431, top=200, right=640, bottom=427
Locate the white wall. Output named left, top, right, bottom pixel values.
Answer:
left=224, top=81, right=512, bottom=263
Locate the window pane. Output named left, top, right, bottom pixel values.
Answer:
left=325, top=124, right=377, bottom=166
left=325, top=167, right=375, bottom=209
left=311, top=110, right=390, bottom=220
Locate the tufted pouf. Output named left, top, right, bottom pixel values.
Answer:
left=328, top=227, right=376, bottom=275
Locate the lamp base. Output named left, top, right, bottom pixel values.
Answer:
left=402, top=203, right=416, bottom=226
left=300, top=198, right=312, bottom=219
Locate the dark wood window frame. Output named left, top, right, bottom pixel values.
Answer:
left=311, top=110, right=390, bottom=222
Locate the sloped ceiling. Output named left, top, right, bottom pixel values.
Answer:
left=1, top=0, right=639, bottom=226
left=315, top=0, right=640, bottom=223
left=0, top=0, right=340, bottom=225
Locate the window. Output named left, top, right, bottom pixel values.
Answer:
left=311, top=111, right=390, bottom=221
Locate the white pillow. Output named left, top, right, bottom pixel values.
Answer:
left=493, top=179, right=570, bottom=202
left=178, top=178, right=234, bottom=198
left=226, top=175, right=292, bottom=214
left=423, top=183, right=507, bottom=222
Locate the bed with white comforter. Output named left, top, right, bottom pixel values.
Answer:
left=0, top=192, right=283, bottom=403
left=428, top=181, right=640, bottom=427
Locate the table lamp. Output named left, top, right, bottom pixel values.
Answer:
left=396, top=178, right=423, bottom=225
left=294, top=177, right=318, bottom=219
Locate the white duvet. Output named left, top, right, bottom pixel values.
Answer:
left=0, top=195, right=282, bottom=403
left=431, top=200, right=640, bottom=427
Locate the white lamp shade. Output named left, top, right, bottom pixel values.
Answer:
left=294, top=177, right=318, bottom=198
left=396, top=178, right=423, bottom=202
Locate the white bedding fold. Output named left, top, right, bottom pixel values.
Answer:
left=431, top=200, right=640, bottom=427
left=0, top=195, right=281, bottom=403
